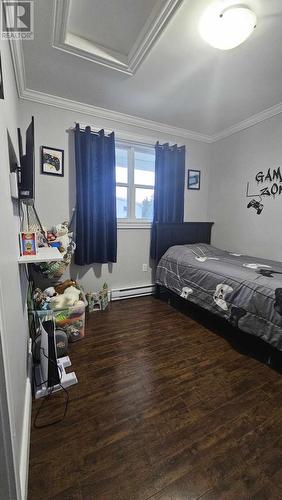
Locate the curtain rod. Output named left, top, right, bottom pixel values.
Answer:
left=69, top=122, right=185, bottom=148
left=69, top=123, right=156, bottom=148
left=72, top=122, right=113, bottom=136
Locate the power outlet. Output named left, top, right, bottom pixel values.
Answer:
left=142, top=264, right=148, bottom=272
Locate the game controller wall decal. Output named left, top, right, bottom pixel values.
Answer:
left=246, top=167, right=282, bottom=215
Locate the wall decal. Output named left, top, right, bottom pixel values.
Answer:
left=247, top=198, right=264, bottom=215
left=246, top=167, right=282, bottom=214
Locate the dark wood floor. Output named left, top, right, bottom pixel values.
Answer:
left=28, top=297, right=282, bottom=500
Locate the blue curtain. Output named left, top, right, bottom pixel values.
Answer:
left=150, top=142, right=185, bottom=258
left=74, top=124, right=117, bottom=264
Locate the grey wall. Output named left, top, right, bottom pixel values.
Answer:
left=0, top=40, right=29, bottom=498
left=210, top=113, right=282, bottom=261
left=19, top=99, right=212, bottom=293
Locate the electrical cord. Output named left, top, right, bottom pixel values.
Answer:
left=33, top=383, right=69, bottom=429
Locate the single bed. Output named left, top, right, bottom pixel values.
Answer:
left=155, top=222, right=282, bottom=352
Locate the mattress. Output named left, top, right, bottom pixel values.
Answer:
left=156, top=243, right=282, bottom=351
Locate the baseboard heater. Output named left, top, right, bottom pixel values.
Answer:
left=111, top=284, right=156, bottom=301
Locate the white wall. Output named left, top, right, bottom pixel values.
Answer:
left=210, top=113, right=282, bottom=261
left=0, top=40, right=30, bottom=499
left=19, top=99, right=211, bottom=292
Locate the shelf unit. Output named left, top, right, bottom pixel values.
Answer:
left=18, top=246, right=63, bottom=264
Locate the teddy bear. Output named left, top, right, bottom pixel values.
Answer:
left=49, top=286, right=81, bottom=310
left=52, top=222, right=70, bottom=253
left=55, top=280, right=77, bottom=295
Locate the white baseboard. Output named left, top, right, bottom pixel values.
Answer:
left=111, top=284, right=156, bottom=301
left=19, top=340, right=32, bottom=500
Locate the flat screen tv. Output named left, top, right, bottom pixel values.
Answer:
left=18, top=116, right=34, bottom=200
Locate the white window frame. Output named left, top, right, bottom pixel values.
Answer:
left=116, top=142, right=155, bottom=229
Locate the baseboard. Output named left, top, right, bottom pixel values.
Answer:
left=19, top=339, right=32, bottom=500
left=111, top=284, right=156, bottom=301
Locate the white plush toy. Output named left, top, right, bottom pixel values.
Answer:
left=44, top=287, right=57, bottom=298
left=52, top=222, right=70, bottom=253
left=49, top=286, right=81, bottom=310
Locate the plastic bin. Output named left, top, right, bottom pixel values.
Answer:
left=28, top=290, right=87, bottom=342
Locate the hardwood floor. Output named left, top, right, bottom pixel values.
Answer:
left=28, top=296, right=282, bottom=500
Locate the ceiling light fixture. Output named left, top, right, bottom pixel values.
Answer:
left=199, top=3, right=257, bottom=50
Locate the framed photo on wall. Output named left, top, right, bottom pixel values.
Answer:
left=0, top=52, right=4, bottom=99
left=41, top=146, right=64, bottom=177
left=187, top=169, right=201, bottom=190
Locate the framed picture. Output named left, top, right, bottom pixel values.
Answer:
left=0, top=53, right=4, bottom=99
left=187, top=169, right=201, bottom=190
left=41, top=146, right=64, bottom=176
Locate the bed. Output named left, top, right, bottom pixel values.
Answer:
left=155, top=222, right=282, bottom=352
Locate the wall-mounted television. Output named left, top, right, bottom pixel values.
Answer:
left=17, top=116, right=35, bottom=200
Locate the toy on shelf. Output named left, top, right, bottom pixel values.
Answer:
left=29, top=209, right=76, bottom=281
left=35, top=220, right=76, bottom=280
left=51, top=222, right=70, bottom=253
left=19, top=231, right=37, bottom=256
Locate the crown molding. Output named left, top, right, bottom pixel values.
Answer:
left=211, top=101, right=282, bottom=142
left=18, top=87, right=212, bottom=143
left=9, top=33, right=282, bottom=144
left=52, top=0, right=184, bottom=76
left=8, top=38, right=26, bottom=98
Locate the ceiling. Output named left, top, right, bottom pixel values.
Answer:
left=17, top=0, right=282, bottom=139
left=68, top=0, right=160, bottom=57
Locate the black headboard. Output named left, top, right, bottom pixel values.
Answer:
left=155, top=222, right=214, bottom=262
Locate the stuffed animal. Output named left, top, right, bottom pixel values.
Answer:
left=44, top=287, right=57, bottom=298
left=33, top=288, right=45, bottom=307
left=55, top=279, right=77, bottom=295
left=49, top=286, right=81, bottom=310
left=33, top=288, right=51, bottom=310
left=47, top=231, right=56, bottom=242
left=52, top=222, right=70, bottom=253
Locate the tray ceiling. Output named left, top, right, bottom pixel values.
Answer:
left=53, top=0, right=183, bottom=75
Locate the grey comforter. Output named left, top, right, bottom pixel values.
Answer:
left=156, top=244, right=282, bottom=351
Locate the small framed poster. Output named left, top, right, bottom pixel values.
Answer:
left=0, top=53, right=4, bottom=99
left=41, top=146, right=64, bottom=176
left=187, top=169, right=201, bottom=190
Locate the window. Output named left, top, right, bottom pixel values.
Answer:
left=115, top=143, right=155, bottom=224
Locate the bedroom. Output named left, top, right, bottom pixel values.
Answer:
left=0, top=0, right=281, bottom=499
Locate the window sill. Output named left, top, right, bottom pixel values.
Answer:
left=117, top=220, right=152, bottom=229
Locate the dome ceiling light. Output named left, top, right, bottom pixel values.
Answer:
left=199, top=3, right=257, bottom=50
